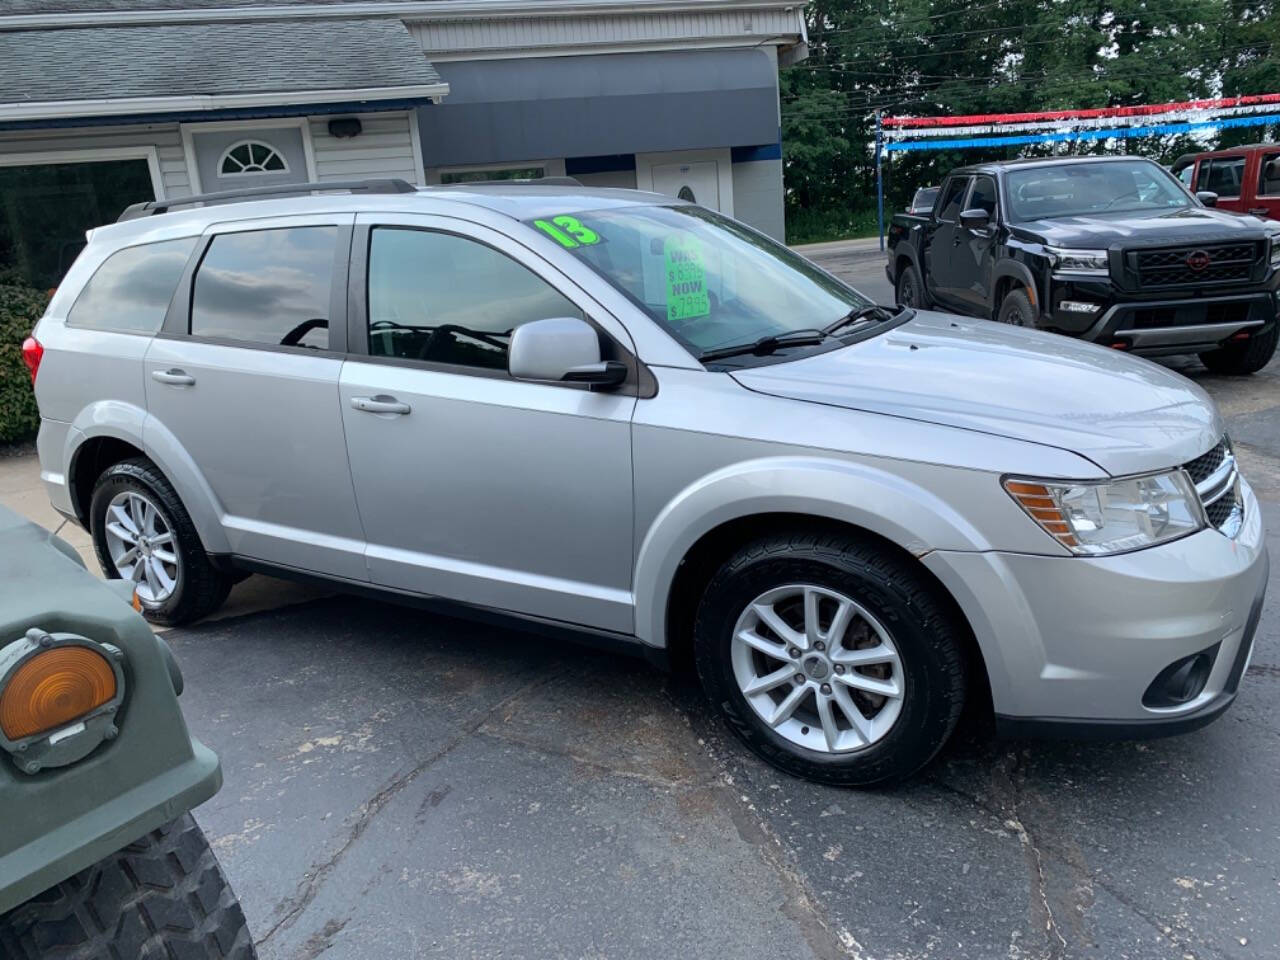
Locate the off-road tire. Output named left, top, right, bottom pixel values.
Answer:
left=996, top=288, right=1036, bottom=327
left=693, top=530, right=968, bottom=787
left=895, top=263, right=926, bottom=309
left=1199, top=323, right=1279, bottom=375
left=89, top=458, right=231, bottom=626
left=0, top=814, right=256, bottom=960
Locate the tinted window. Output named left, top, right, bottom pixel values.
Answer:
left=967, top=176, right=998, bottom=217
left=367, top=227, right=582, bottom=370
left=1202, top=157, right=1245, bottom=198
left=910, top=186, right=939, bottom=212
left=937, top=178, right=969, bottom=221
left=1006, top=160, right=1189, bottom=220
left=67, top=237, right=196, bottom=333
left=190, top=226, right=336, bottom=348
left=1259, top=153, right=1280, bottom=196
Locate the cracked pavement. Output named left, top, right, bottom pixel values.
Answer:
left=167, top=249, right=1280, bottom=960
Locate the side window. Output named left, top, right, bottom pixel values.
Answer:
left=190, top=226, right=337, bottom=348
left=67, top=237, right=196, bottom=334
left=937, top=177, right=970, bottom=222
left=1176, top=164, right=1194, bottom=187
left=967, top=176, right=998, bottom=217
left=366, top=227, right=584, bottom=371
left=1259, top=152, right=1280, bottom=197
left=1202, top=157, right=1245, bottom=198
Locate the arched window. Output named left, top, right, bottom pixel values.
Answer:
left=218, top=140, right=289, bottom=176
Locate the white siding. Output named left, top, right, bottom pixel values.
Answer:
left=410, top=8, right=803, bottom=58
left=308, top=111, right=421, bottom=185
left=0, top=123, right=189, bottom=197
left=732, top=158, right=784, bottom=240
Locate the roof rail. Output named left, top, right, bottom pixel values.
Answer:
left=117, top=178, right=418, bottom=222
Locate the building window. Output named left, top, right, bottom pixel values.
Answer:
left=440, top=166, right=545, bottom=184
left=218, top=141, right=289, bottom=176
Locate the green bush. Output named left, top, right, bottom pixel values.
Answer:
left=785, top=206, right=881, bottom=246
left=0, top=284, right=49, bottom=445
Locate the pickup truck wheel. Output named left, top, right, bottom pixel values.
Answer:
left=996, top=289, right=1036, bottom=327
left=895, top=264, right=925, bottom=308
left=90, top=458, right=231, bottom=626
left=0, top=814, right=256, bottom=959
left=693, top=531, right=968, bottom=787
left=1199, top=323, right=1279, bottom=375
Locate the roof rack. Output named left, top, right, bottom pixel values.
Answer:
left=436, top=176, right=584, bottom=187
left=117, top=179, right=418, bottom=222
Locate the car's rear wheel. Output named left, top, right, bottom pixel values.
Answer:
left=895, top=263, right=925, bottom=309
left=90, top=458, right=231, bottom=626
left=996, top=288, right=1036, bottom=326
left=0, top=814, right=256, bottom=959
left=1199, top=323, right=1279, bottom=375
left=693, top=530, right=968, bottom=787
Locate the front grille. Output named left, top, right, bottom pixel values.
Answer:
left=1182, top=438, right=1243, bottom=536
left=1134, top=242, right=1259, bottom=288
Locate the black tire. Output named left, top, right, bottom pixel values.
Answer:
left=1199, top=322, right=1279, bottom=375
left=0, top=814, right=256, bottom=960
left=693, top=530, right=968, bottom=787
left=89, top=458, right=231, bottom=626
left=996, top=288, right=1036, bottom=326
left=895, top=263, right=925, bottom=309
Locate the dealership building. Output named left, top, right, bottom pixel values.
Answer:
left=0, top=0, right=808, bottom=290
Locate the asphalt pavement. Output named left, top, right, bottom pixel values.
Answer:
left=165, top=240, right=1280, bottom=960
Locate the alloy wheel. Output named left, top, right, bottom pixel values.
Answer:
left=730, top=583, right=904, bottom=753
left=103, top=490, right=181, bottom=606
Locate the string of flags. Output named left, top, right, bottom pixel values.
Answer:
left=881, top=93, right=1280, bottom=152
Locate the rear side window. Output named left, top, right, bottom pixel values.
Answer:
left=190, top=226, right=337, bottom=349
left=67, top=237, right=196, bottom=334
left=1202, top=157, right=1245, bottom=198
left=1259, top=152, right=1280, bottom=197
left=967, top=176, right=998, bottom=217
left=937, top=177, right=969, bottom=222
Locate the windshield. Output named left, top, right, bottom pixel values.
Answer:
left=1006, top=160, right=1192, bottom=221
left=523, top=204, right=872, bottom=358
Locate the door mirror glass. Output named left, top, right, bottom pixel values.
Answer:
left=959, top=208, right=991, bottom=230
left=1196, top=190, right=1219, bottom=207
left=509, top=316, right=625, bottom=387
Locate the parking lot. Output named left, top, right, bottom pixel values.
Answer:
left=6, top=243, right=1276, bottom=960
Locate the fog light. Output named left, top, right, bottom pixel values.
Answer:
left=1059, top=300, right=1101, bottom=314
left=1143, top=644, right=1218, bottom=708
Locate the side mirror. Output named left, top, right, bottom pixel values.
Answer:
left=508, top=317, right=627, bottom=388
left=959, top=208, right=991, bottom=230
left=1196, top=190, right=1219, bottom=207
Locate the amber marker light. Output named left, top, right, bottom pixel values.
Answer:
left=0, top=646, right=118, bottom=741
left=1003, top=479, right=1079, bottom=549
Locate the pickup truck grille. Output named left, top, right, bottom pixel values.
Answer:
left=1134, top=242, right=1260, bottom=287
left=1182, top=438, right=1243, bottom=536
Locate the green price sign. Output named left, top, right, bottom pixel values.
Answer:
left=664, top=234, right=710, bottom=323
left=533, top=215, right=600, bottom=248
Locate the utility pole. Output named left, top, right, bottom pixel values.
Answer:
left=875, top=109, right=885, bottom=252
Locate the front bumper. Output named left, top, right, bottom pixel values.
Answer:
left=923, top=477, right=1268, bottom=735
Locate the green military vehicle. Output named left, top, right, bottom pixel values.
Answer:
left=0, top=505, right=254, bottom=958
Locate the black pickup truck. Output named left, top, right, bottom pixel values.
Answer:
left=886, top=156, right=1280, bottom=374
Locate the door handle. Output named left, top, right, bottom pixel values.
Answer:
left=151, top=369, right=195, bottom=386
left=350, top=395, right=411, bottom=415
left=1248, top=207, right=1269, bottom=216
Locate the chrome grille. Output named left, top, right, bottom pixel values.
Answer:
left=1183, top=438, right=1243, bottom=537
left=1134, top=242, right=1260, bottom=287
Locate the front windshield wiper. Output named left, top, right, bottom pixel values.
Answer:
left=822, top=303, right=901, bottom=336
left=698, top=328, right=831, bottom=362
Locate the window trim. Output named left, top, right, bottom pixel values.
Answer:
left=347, top=220, right=651, bottom=396
left=162, top=215, right=353, bottom=356
left=65, top=235, right=199, bottom=336
left=217, top=139, right=291, bottom=177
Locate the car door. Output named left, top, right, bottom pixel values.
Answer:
left=339, top=213, right=638, bottom=633
left=144, top=213, right=369, bottom=581
left=952, top=175, right=1000, bottom=312
left=922, top=176, right=971, bottom=310
left=1250, top=149, right=1280, bottom=219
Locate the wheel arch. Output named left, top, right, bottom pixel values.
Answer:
left=991, top=260, right=1039, bottom=319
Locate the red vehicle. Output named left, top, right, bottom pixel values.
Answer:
left=1172, top=143, right=1280, bottom=219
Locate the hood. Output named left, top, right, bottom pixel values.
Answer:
left=1014, top=205, right=1274, bottom=249
left=731, top=311, right=1223, bottom=477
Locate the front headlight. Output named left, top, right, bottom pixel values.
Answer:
left=1047, top=246, right=1109, bottom=276
left=1004, top=471, right=1203, bottom=556
left=1269, top=236, right=1280, bottom=266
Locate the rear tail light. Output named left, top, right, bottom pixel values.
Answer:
left=21, top=336, right=43, bottom=384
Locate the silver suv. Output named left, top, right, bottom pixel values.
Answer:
left=26, top=180, right=1269, bottom=785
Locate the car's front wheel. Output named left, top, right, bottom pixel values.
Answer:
left=89, top=458, right=231, bottom=626
left=0, top=814, right=256, bottom=959
left=1199, top=323, right=1279, bottom=375
left=996, top=288, right=1036, bottom=327
left=693, top=530, right=968, bottom=787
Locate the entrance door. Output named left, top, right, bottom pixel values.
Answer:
left=650, top=161, right=722, bottom=211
